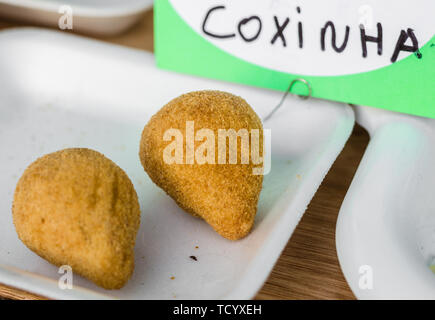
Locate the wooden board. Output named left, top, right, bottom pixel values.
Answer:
left=0, top=10, right=370, bottom=300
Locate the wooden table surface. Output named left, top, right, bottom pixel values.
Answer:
left=0, top=11, right=370, bottom=300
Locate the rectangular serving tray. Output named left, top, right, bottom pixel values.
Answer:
left=0, top=28, right=354, bottom=299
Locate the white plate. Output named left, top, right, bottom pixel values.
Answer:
left=336, top=105, right=435, bottom=299
left=0, top=0, right=153, bottom=35
left=0, top=28, right=354, bottom=299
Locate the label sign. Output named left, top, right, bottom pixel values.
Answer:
left=155, top=0, right=435, bottom=118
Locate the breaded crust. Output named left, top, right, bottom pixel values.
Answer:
left=12, top=148, right=141, bottom=289
left=139, top=91, right=263, bottom=240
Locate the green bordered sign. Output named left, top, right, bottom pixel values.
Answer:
left=155, top=0, right=435, bottom=118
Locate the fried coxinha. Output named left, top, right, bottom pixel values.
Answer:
left=13, top=148, right=140, bottom=289
left=140, top=91, right=264, bottom=240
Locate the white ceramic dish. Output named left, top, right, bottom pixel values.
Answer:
left=0, top=0, right=153, bottom=35
left=337, top=105, right=435, bottom=299
left=0, top=28, right=354, bottom=299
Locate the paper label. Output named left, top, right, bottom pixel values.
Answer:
left=155, top=0, right=435, bottom=118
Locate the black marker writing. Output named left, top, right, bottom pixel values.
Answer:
left=320, top=21, right=350, bottom=53
left=238, top=16, right=262, bottom=42
left=297, top=7, right=303, bottom=48
left=271, top=16, right=290, bottom=47
left=202, top=6, right=236, bottom=39
left=360, top=23, right=383, bottom=57
left=391, top=28, right=420, bottom=62
left=200, top=5, right=421, bottom=65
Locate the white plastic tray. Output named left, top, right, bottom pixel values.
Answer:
left=337, top=105, right=435, bottom=299
left=0, top=0, right=153, bottom=35
left=0, top=28, right=354, bottom=299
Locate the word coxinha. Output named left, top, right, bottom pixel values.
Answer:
left=202, top=5, right=421, bottom=63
